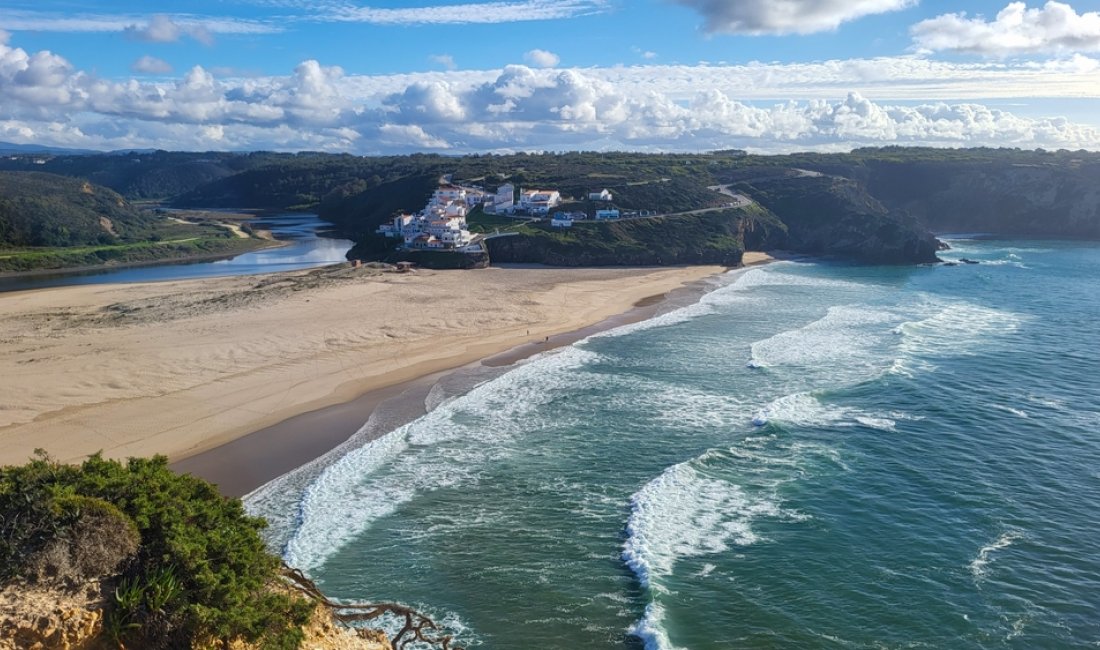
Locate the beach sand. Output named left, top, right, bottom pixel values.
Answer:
left=0, top=255, right=770, bottom=472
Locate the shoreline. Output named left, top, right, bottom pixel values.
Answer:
left=1, top=261, right=764, bottom=472
left=174, top=252, right=774, bottom=496
left=0, top=238, right=287, bottom=282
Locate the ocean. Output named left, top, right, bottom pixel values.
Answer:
left=247, top=239, right=1100, bottom=649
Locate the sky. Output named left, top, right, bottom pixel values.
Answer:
left=2, top=0, right=1100, bottom=153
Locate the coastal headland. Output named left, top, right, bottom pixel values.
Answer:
left=0, top=258, right=767, bottom=483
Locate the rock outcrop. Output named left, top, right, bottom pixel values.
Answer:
left=737, top=175, right=942, bottom=264
left=0, top=579, right=394, bottom=650
left=0, top=581, right=106, bottom=650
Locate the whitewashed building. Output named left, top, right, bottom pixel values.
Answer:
left=588, top=189, right=613, bottom=202
left=550, top=214, right=573, bottom=228
left=377, top=186, right=476, bottom=250
left=519, top=189, right=562, bottom=215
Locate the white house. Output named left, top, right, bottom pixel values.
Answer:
left=380, top=186, right=476, bottom=251
left=595, top=209, right=620, bottom=220
left=588, top=189, right=613, bottom=202
left=377, top=213, right=416, bottom=238
left=550, top=214, right=573, bottom=228
left=519, top=189, right=562, bottom=215
left=490, top=184, right=514, bottom=213
left=433, top=186, right=466, bottom=203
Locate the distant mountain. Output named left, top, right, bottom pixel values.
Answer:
left=0, top=142, right=102, bottom=156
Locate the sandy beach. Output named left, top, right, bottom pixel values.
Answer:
left=0, top=256, right=769, bottom=470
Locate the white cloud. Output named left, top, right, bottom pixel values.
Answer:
left=124, top=14, right=215, bottom=45
left=131, top=55, right=173, bottom=74
left=671, top=0, right=915, bottom=35
left=323, top=0, right=607, bottom=25
left=524, top=48, right=561, bottom=68
left=1, top=32, right=1099, bottom=153
left=0, top=9, right=280, bottom=36
left=912, top=1, right=1100, bottom=57
left=430, top=54, right=458, bottom=70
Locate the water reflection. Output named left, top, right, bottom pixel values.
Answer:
left=0, top=213, right=353, bottom=293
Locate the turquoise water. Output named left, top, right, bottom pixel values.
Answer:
left=248, top=240, right=1100, bottom=649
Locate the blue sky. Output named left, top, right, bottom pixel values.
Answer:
left=2, top=0, right=1100, bottom=152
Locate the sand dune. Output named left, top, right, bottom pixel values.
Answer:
left=0, top=260, right=766, bottom=466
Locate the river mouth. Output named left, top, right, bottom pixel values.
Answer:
left=0, top=213, right=353, bottom=293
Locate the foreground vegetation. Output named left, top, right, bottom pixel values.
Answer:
left=0, top=454, right=313, bottom=648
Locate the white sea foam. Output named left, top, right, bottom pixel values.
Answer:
left=970, top=530, right=1024, bottom=580
left=755, top=392, right=899, bottom=431
left=631, top=602, right=684, bottom=650
left=896, top=302, right=1023, bottom=361
left=992, top=404, right=1030, bottom=418
left=652, top=384, right=748, bottom=430
left=283, top=346, right=600, bottom=570
left=593, top=262, right=849, bottom=342
left=624, top=444, right=820, bottom=650
left=694, top=563, right=717, bottom=578
left=748, top=305, right=902, bottom=384
left=622, top=462, right=769, bottom=594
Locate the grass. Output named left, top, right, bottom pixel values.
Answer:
left=466, top=206, right=532, bottom=233
left=0, top=235, right=270, bottom=273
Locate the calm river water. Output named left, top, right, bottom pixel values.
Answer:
left=0, top=213, right=352, bottom=293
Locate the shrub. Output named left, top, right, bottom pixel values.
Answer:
left=0, top=453, right=313, bottom=649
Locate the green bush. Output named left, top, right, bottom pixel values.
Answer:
left=0, top=453, right=313, bottom=649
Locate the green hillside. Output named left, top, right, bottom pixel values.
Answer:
left=0, top=172, right=158, bottom=248
left=0, top=171, right=269, bottom=273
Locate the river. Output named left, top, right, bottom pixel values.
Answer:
left=0, top=213, right=353, bottom=293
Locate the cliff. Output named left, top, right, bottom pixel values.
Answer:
left=734, top=175, right=942, bottom=264
left=0, top=455, right=400, bottom=650
left=0, top=579, right=393, bottom=650
left=861, top=158, right=1100, bottom=238
left=486, top=207, right=770, bottom=266
left=759, top=148, right=1100, bottom=239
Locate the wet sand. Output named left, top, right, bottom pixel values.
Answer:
left=173, top=252, right=773, bottom=496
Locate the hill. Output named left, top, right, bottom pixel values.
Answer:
left=742, top=148, right=1100, bottom=239
left=0, top=172, right=157, bottom=248
left=486, top=206, right=778, bottom=266
left=732, top=174, right=942, bottom=264
left=0, top=171, right=272, bottom=274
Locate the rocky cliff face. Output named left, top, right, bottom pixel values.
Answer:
left=0, top=582, right=105, bottom=650
left=858, top=160, right=1100, bottom=238
left=0, top=579, right=393, bottom=650
left=737, top=176, right=942, bottom=264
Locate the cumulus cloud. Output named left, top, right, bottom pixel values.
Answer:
left=912, top=1, right=1100, bottom=56
left=671, top=0, right=915, bottom=35
left=1, top=33, right=1099, bottom=153
left=131, top=55, right=173, bottom=74
left=124, top=14, right=215, bottom=45
left=524, top=48, right=561, bottom=68
left=429, top=54, right=457, bottom=70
